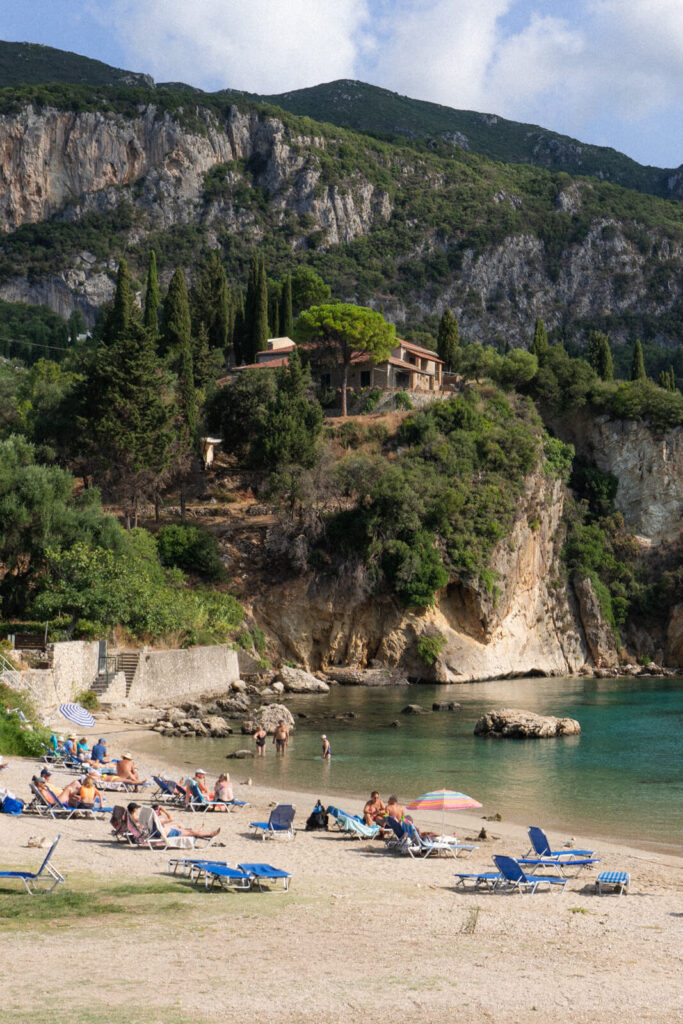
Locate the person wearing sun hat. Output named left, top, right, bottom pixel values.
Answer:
left=193, top=769, right=210, bottom=799
left=321, top=734, right=331, bottom=759
left=116, top=750, right=146, bottom=791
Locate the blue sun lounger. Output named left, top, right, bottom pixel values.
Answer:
left=453, top=868, right=503, bottom=891
left=237, top=863, right=291, bottom=892
left=517, top=856, right=600, bottom=877
left=0, top=835, right=66, bottom=894
left=527, top=826, right=595, bottom=860
left=187, top=861, right=252, bottom=890
left=493, top=855, right=568, bottom=894
left=336, top=812, right=380, bottom=840
left=250, top=804, right=296, bottom=839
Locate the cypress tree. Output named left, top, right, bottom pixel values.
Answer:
left=630, top=339, right=646, bottom=381
left=144, top=250, right=160, bottom=339
left=530, top=317, right=549, bottom=363
left=281, top=273, right=294, bottom=337
left=437, top=309, right=460, bottom=371
left=233, top=289, right=245, bottom=365
left=251, top=255, right=269, bottom=357
left=177, top=336, right=197, bottom=442
left=587, top=330, right=613, bottom=381
left=160, top=269, right=192, bottom=359
left=105, top=258, right=135, bottom=345
left=242, top=256, right=259, bottom=363
left=668, top=366, right=677, bottom=392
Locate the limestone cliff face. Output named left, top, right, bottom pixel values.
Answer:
left=0, top=103, right=679, bottom=345
left=256, top=473, right=589, bottom=682
left=0, top=104, right=391, bottom=318
left=550, top=411, right=683, bottom=543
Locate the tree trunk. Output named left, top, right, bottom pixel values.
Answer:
left=154, top=491, right=161, bottom=524
left=133, top=493, right=139, bottom=529
left=180, top=480, right=186, bottom=524
left=341, top=361, right=349, bottom=417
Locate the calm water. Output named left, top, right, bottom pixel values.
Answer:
left=135, top=676, right=683, bottom=851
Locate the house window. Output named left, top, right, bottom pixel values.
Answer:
left=320, top=373, right=331, bottom=387
left=360, top=370, right=371, bottom=387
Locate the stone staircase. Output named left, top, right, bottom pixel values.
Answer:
left=116, top=652, right=140, bottom=697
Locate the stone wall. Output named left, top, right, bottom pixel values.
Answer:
left=50, top=641, right=100, bottom=701
left=127, top=646, right=239, bottom=704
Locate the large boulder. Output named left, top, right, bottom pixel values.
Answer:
left=253, top=703, right=296, bottom=733
left=324, top=667, right=410, bottom=687
left=226, top=749, right=254, bottom=759
left=203, top=715, right=233, bottom=738
left=474, top=708, right=581, bottom=739
left=277, top=666, right=330, bottom=693
left=432, top=701, right=461, bottom=712
left=401, top=704, right=430, bottom=715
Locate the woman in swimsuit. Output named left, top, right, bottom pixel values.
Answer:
left=253, top=725, right=267, bottom=757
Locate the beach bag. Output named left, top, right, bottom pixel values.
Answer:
left=305, top=800, right=328, bottom=831
left=1, top=795, right=24, bottom=815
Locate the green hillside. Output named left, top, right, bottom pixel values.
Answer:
left=0, top=40, right=153, bottom=89
left=257, top=80, right=682, bottom=202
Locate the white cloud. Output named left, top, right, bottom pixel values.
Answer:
left=370, top=0, right=513, bottom=108
left=98, top=0, right=370, bottom=92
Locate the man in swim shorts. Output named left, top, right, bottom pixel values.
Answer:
left=273, top=720, right=290, bottom=754
left=363, top=791, right=386, bottom=826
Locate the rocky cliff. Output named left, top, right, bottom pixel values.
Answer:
left=0, top=100, right=680, bottom=348
left=256, top=473, right=589, bottom=681
left=549, top=411, right=683, bottom=543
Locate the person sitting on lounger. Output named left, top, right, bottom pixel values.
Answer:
left=148, top=803, right=220, bottom=840
left=64, top=734, right=78, bottom=758
left=363, top=791, right=387, bottom=826
left=194, top=770, right=210, bottom=797
left=385, top=795, right=405, bottom=822
left=212, top=773, right=233, bottom=809
left=33, top=769, right=75, bottom=805
left=76, top=773, right=105, bottom=809
left=116, top=752, right=145, bottom=789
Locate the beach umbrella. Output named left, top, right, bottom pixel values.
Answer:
left=58, top=703, right=95, bottom=728
left=407, top=788, right=482, bottom=836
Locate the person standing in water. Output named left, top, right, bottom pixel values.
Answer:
left=273, top=720, right=290, bottom=755
left=321, top=734, right=331, bottom=760
left=253, top=725, right=267, bottom=757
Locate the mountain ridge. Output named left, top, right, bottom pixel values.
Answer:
left=0, top=39, right=679, bottom=204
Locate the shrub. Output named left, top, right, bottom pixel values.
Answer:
left=156, top=525, right=226, bottom=582
left=416, top=632, right=447, bottom=666
left=75, top=689, right=100, bottom=711
left=0, top=683, right=50, bottom=757
left=360, top=387, right=382, bottom=414
left=394, top=390, right=414, bottom=410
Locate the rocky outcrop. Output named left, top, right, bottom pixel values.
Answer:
left=257, top=472, right=589, bottom=682
left=572, top=575, right=620, bottom=667
left=277, top=666, right=330, bottom=693
left=323, top=667, right=410, bottom=686
left=549, top=411, right=683, bottom=543
left=474, top=708, right=581, bottom=738
left=249, top=703, right=295, bottom=734
left=666, top=605, right=683, bottom=667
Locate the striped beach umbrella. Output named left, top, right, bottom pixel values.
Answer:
left=407, top=788, right=482, bottom=835
left=58, top=703, right=95, bottom=728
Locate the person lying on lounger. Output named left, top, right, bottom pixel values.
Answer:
left=145, top=803, right=220, bottom=840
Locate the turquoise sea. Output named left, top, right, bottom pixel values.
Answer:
left=135, top=675, right=683, bottom=852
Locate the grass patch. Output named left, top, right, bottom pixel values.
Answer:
left=0, top=879, right=200, bottom=928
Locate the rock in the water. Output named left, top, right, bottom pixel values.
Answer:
left=324, top=667, right=410, bottom=687
left=432, top=701, right=461, bottom=712
left=389, top=720, right=401, bottom=728
left=474, top=708, right=580, bottom=738
left=401, top=704, right=430, bottom=715
left=278, top=666, right=330, bottom=693
left=227, top=749, right=254, bottom=759
left=253, top=703, right=295, bottom=733
left=271, top=681, right=285, bottom=695
left=203, top=715, right=233, bottom=738
left=231, top=679, right=248, bottom=692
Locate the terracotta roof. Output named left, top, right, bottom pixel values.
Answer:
left=396, top=339, right=444, bottom=363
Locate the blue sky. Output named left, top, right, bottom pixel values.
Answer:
left=2, top=1, right=681, bottom=167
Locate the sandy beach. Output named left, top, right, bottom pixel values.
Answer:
left=0, top=715, right=681, bottom=1024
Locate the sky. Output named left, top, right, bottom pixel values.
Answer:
left=2, top=0, right=681, bottom=168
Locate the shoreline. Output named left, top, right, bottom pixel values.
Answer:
left=97, top=717, right=683, bottom=858
left=1, top=714, right=681, bottom=1023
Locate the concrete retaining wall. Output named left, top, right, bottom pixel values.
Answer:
left=127, top=646, right=239, bottom=704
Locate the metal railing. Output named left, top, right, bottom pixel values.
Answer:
left=0, top=651, right=40, bottom=703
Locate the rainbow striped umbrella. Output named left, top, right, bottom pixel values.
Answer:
left=407, top=789, right=482, bottom=834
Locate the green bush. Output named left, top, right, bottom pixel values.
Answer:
left=359, top=388, right=382, bottom=414
left=394, top=391, right=414, bottom=410
left=74, top=690, right=100, bottom=711
left=0, top=683, right=50, bottom=757
left=156, top=524, right=226, bottom=582
left=416, top=632, right=447, bottom=666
